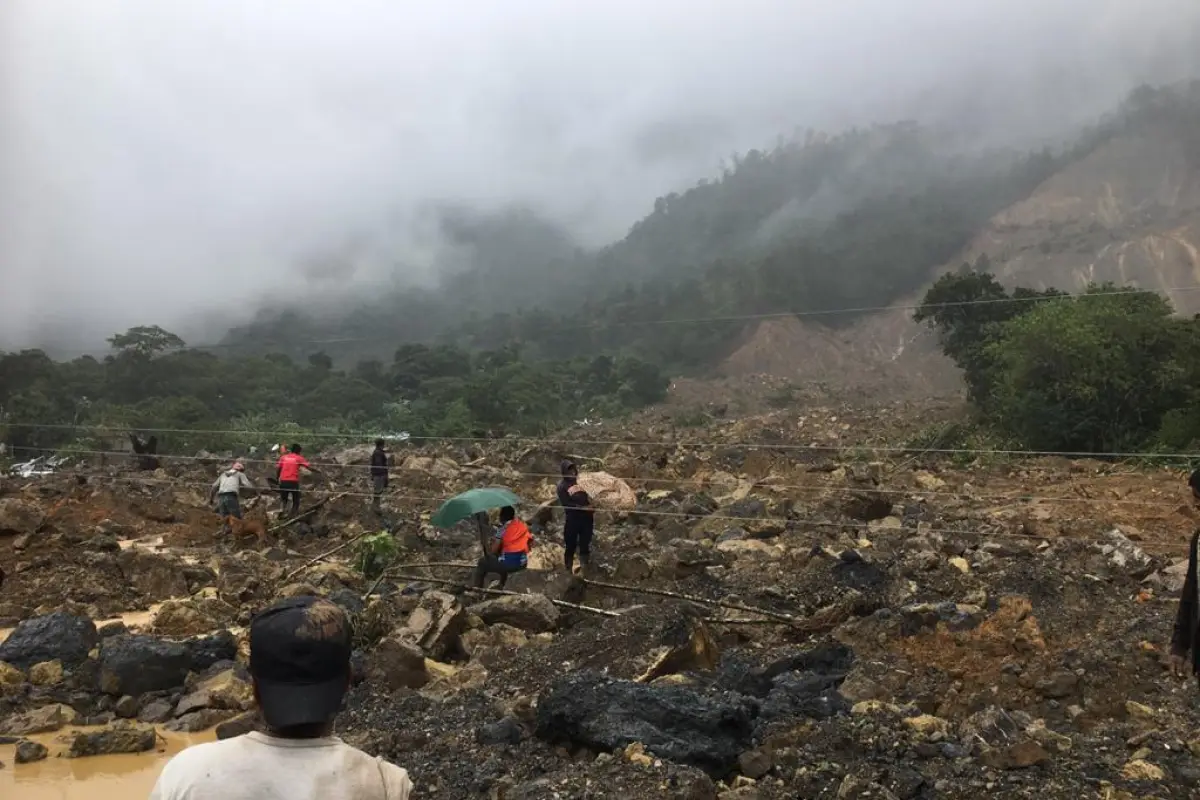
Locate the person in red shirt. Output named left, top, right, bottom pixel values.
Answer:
left=276, top=444, right=321, bottom=517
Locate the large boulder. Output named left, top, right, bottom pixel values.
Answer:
left=0, top=612, right=97, bottom=669
left=0, top=661, right=25, bottom=687
left=67, top=720, right=157, bottom=757
left=99, top=635, right=193, bottom=696
left=468, top=594, right=559, bottom=633
left=28, top=659, right=64, bottom=686
left=366, top=634, right=429, bottom=690
left=174, top=669, right=254, bottom=716
left=216, top=710, right=263, bottom=739
left=165, top=708, right=237, bottom=733
left=459, top=623, right=529, bottom=668
left=187, top=630, right=238, bottom=671
left=0, top=703, right=81, bottom=735
left=0, top=499, right=44, bottom=537
left=152, top=597, right=237, bottom=637
left=535, top=671, right=755, bottom=777
left=15, top=739, right=49, bottom=763
left=400, top=591, right=465, bottom=659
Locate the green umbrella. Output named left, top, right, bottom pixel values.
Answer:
left=430, top=486, right=522, bottom=529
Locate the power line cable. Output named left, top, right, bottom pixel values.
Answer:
left=43, top=470, right=1190, bottom=553
left=8, top=444, right=1185, bottom=510
left=6, top=421, right=1200, bottom=461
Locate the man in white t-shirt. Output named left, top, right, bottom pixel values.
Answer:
left=149, top=596, right=413, bottom=800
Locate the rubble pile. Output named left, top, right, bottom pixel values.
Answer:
left=1, top=401, right=1198, bottom=797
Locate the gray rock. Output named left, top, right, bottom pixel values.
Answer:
left=67, top=720, right=157, bottom=757
left=98, top=621, right=128, bottom=638
left=0, top=612, right=98, bottom=669
left=468, top=594, right=559, bottom=633
left=99, top=635, right=192, bottom=696
left=187, top=630, right=238, bottom=671
left=0, top=703, right=80, bottom=735
left=15, top=739, right=48, bottom=763
left=84, top=535, right=121, bottom=553
left=114, top=695, right=139, bottom=719
left=477, top=716, right=524, bottom=746
left=164, top=708, right=236, bottom=733
left=367, top=635, right=428, bottom=690
left=536, top=671, right=755, bottom=776
left=137, top=699, right=175, bottom=724
left=328, top=588, right=365, bottom=616
left=216, top=711, right=262, bottom=740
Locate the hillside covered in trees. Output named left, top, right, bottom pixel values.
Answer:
left=225, top=82, right=1200, bottom=372
left=6, top=82, right=1200, bottom=457
left=0, top=325, right=667, bottom=455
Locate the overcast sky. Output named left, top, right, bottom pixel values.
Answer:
left=3, top=0, right=1200, bottom=352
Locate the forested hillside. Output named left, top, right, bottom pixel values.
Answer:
left=6, top=82, right=1200, bottom=457
left=224, top=83, right=1200, bottom=370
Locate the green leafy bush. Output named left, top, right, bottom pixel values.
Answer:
left=354, top=532, right=398, bottom=580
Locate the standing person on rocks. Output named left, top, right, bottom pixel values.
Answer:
left=473, top=505, right=534, bottom=589
left=149, top=596, right=413, bottom=800
left=369, top=438, right=390, bottom=513
left=1170, top=468, right=1200, bottom=686
left=276, top=444, right=321, bottom=518
left=209, top=462, right=256, bottom=531
left=557, top=460, right=595, bottom=574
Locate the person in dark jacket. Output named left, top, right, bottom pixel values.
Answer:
left=556, top=460, right=594, bottom=573
left=1170, top=468, right=1200, bottom=685
left=369, top=439, right=389, bottom=512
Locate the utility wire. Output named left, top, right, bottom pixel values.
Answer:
left=7, top=444, right=1185, bottom=510
left=42, top=470, right=1190, bottom=553
left=6, top=421, right=1200, bottom=461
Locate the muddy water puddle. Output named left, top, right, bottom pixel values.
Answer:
left=0, top=727, right=214, bottom=799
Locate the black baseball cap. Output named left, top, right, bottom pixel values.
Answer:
left=249, top=596, right=353, bottom=728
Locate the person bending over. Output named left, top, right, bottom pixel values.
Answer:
left=150, top=596, right=413, bottom=799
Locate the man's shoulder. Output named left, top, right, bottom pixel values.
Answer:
left=157, top=737, right=246, bottom=783
left=334, top=741, right=414, bottom=799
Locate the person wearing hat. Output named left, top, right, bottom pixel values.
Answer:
left=209, top=462, right=256, bottom=525
left=150, top=596, right=414, bottom=799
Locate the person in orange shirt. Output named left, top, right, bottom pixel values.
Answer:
left=276, top=444, right=322, bottom=517
left=473, top=506, right=534, bottom=589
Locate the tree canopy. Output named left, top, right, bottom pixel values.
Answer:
left=0, top=327, right=668, bottom=456
left=915, top=271, right=1200, bottom=453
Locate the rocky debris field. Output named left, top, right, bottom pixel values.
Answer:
left=1, top=401, right=1199, bottom=798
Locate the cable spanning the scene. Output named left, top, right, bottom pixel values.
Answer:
left=34, top=469, right=1189, bottom=554
left=6, top=421, right=1200, bottom=462
left=6, top=443, right=1184, bottom=510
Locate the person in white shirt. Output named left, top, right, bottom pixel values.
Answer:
left=149, top=596, right=413, bottom=800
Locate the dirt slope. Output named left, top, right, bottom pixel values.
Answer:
left=730, top=120, right=1200, bottom=390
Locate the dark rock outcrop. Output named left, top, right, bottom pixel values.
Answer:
left=0, top=612, right=97, bottom=670
left=99, top=635, right=192, bottom=696
left=535, top=671, right=755, bottom=776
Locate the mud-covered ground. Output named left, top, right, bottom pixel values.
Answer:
left=2, top=399, right=1198, bottom=798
